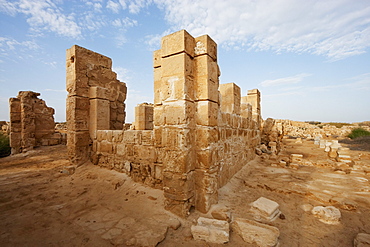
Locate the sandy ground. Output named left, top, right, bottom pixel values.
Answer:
left=0, top=137, right=369, bottom=246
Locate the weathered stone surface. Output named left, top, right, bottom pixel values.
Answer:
left=9, top=91, right=61, bottom=154
left=311, top=206, right=341, bottom=225
left=210, top=204, right=231, bottom=222
left=191, top=217, right=229, bottom=244
left=354, top=233, right=370, bottom=247
left=232, top=217, right=280, bottom=247
left=250, top=197, right=281, bottom=222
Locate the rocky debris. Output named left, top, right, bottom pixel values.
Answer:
left=210, top=204, right=231, bottom=222
left=311, top=206, right=341, bottom=225
left=191, top=217, right=229, bottom=244
left=354, top=233, right=370, bottom=247
left=290, top=153, right=303, bottom=165
left=250, top=197, right=281, bottom=222
left=60, top=165, right=76, bottom=175
left=300, top=204, right=313, bottom=212
left=231, top=217, right=280, bottom=247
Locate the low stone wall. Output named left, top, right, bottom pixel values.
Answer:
left=92, top=129, right=161, bottom=188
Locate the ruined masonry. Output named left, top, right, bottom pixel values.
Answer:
left=9, top=91, right=65, bottom=154
left=66, top=30, right=262, bottom=217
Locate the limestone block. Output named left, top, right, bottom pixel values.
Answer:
left=135, top=103, right=153, bottom=130
left=67, top=131, right=90, bottom=147
left=136, top=145, right=157, bottom=163
left=161, top=76, right=195, bottom=102
left=354, top=233, right=370, bottom=247
left=219, top=83, right=241, bottom=115
left=194, top=35, right=217, bottom=61
left=295, top=137, right=302, bottom=143
left=162, top=53, right=193, bottom=78
left=163, top=171, right=194, bottom=201
left=290, top=154, right=303, bottom=164
left=9, top=98, right=21, bottom=113
left=141, top=130, right=153, bottom=145
left=153, top=49, right=162, bottom=68
left=336, top=154, right=352, bottom=163
left=161, top=29, right=195, bottom=58
left=246, top=89, right=261, bottom=111
left=195, top=169, right=218, bottom=213
left=232, top=217, right=280, bottom=247
left=196, top=101, right=218, bottom=126
left=210, top=205, right=231, bottom=222
left=153, top=105, right=165, bottom=126
left=89, top=98, right=110, bottom=133
left=123, top=130, right=141, bottom=144
left=311, top=206, right=341, bottom=225
left=111, top=130, right=124, bottom=142
left=191, top=217, right=229, bottom=244
left=66, top=96, right=89, bottom=131
left=163, top=149, right=195, bottom=173
left=240, top=100, right=252, bottom=119
left=195, top=54, right=218, bottom=83
left=154, top=164, right=163, bottom=180
left=250, top=197, right=281, bottom=222
left=195, top=127, right=219, bottom=149
left=154, top=67, right=162, bottom=105
left=163, top=101, right=195, bottom=126
left=66, top=77, right=89, bottom=97
left=196, top=149, right=218, bottom=170
left=89, top=86, right=108, bottom=99
left=319, top=139, right=326, bottom=148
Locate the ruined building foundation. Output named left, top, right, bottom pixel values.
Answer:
left=66, top=30, right=262, bottom=217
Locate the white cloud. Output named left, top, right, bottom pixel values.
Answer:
left=0, top=37, right=39, bottom=51
left=107, top=0, right=121, bottom=13
left=0, top=0, right=17, bottom=15
left=153, top=0, right=370, bottom=60
left=112, top=17, right=138, bottom=28
left=260, top=73, right=311, bottom=87
left=7, top=0, right=82, bottom=38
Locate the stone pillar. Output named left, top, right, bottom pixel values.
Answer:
left=194, top=34, right=220, bottom=213
left=246, top=89, right=261, bottom=126
left=219, top=83, right=241, bottom=115
left=135, top=103, right=154, bottom=130
left=153, top=30, right=196, bottom=217
left=9, top=98, right=21, bottom=154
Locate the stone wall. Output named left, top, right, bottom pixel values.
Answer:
left=9, top=91, right=65, bottom=154
left=68, top=30, right=262, bottom=217
left=66, top=45, right=127, bottom=166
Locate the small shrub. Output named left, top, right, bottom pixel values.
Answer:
left=0, top=132, right=11, bottom=157
left=347, top=128, right=370, bottom=139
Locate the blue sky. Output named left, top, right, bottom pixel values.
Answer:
left=0, top=0, right=369, bottom=123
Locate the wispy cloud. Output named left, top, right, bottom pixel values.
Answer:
left=152, top=0, right=370, bottom=60
left=260, top=73, right=311, bottom=87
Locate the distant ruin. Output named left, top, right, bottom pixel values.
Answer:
left=66, top=30, right=262, bottom=217
left=8, top=91, right=66, bottom=154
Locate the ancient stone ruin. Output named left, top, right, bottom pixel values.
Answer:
left=9, top=91, right=65, bottom=154
left=66, top=30, right=262, bottom=217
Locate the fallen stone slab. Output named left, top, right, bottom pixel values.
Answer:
left=354, top=233, right=370, bottom=247
left=311, top=206, right=341, bottom=225
left=250, top=197, right=281, bottom=222
left=191, top=217, right=229, bottom=244
left=232, top=217, right=280, bottom=247
left=210, top=204, right=231, bottom=222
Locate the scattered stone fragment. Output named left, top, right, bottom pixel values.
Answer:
left=311, top=206, right=341, bottom=225
left=336, top=154, right=352, bottom=163
left=191, top=217, right=229, bottom=244
left=290, top=154, right=303, bottom=164
left=354, top=233, right=370, bottom=247
left=232, top=217, right=280, bottom=247
left=60, top=166, right=76, bottom=175
left=250, top=197, right=281, bottom=222
left=295, top=137, right=302, bottom=143
left=210, top=204, right=231, bottom=222
left=319, top=140, right=326, bottom=148
left=301, top=204, right=313, bottom=212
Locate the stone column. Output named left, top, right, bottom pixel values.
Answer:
left=9, top=98, right=21, bottom=154
left=194, top=34, right=220, bottom=213
left=153, top=30, right=196, bottom=217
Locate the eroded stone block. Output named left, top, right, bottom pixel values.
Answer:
left=191, top=217, right=229, bottom=244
